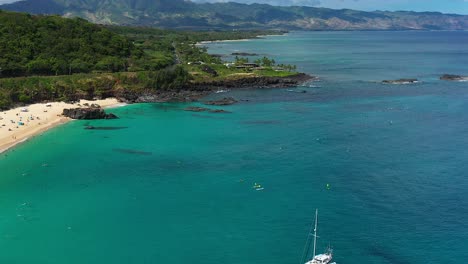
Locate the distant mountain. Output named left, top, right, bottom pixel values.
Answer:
left=1, top=0, right=468, bottom=30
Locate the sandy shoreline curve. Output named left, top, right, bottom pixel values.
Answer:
left=196, top=33, right=288, bottom=45
left=0, top=98, right=122, bottom=154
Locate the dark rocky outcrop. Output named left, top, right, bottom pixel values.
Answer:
left=104, top=113, right=118, bottom=119
left=116, top=90, right=211, bottom=104
left=63, top=108, right=118, bottom=120
left=382, top=79, right=418, bottom=84
left=440, top=74, right=468, bottom=81
left=112, top=74, right=315, bottom=105
left=188, top=73, right=315, bottom=90
left=203, top=97, right=238, bottom=106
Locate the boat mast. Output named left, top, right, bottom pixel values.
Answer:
left=313, top=209, right=318, bottom=258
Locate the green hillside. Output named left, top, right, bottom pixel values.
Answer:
left=0, top=10, right=162, bottom=78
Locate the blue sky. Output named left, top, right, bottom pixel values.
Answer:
left=0, top=0, right=467, bottom=14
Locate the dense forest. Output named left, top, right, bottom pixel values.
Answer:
left=0, top=10, right=177, bottom=78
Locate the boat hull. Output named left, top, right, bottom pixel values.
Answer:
left=305, top=253, right=333, bottom=264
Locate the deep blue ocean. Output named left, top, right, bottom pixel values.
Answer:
left=1, top=31, right=467, bottom=263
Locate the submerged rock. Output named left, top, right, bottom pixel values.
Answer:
left=440, top=74, right=468, bottom=81
left=184, top=106, right=230, bottom=113
left=203, top=97, right=238, bottom=106
left=105, top=113, right=118, bottom=119
left=113, top=148, right=152, bottom=155
left=209, top=109, right=231, bottom=113
left=63, top=108, right=118, bottom=120
left=382, top=79, right=418, bottom=84
left=85, top=126, right=127, bottom=130
left=184, top=106, right=210, bottom=112
left=243, top=120, right=280, bottom=125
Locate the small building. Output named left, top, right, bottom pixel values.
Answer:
left=242, top=63, right=259, bottom=67
left=235, top=63, right=259, bottom=70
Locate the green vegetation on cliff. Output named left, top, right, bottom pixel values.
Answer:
left=0, top=67, right=192, bottom=109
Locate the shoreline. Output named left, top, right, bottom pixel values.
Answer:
left=122, top=73, right=316, bottom=104
left=185, top=73, right=315, bottom=90
left=196, top=33, right=288, bottom=45
left=0, top=98, right=122, bottom=154
left=0, top=73, right=312, bottom=154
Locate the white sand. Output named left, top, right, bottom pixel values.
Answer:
left=0, top=98, right=121, bottom=153
left=195, top=33, right=287, bottom=46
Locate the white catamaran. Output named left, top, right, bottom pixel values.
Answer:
left=303, top=209, right=336, bottom=264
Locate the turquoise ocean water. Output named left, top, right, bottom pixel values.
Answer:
left=1, top=31, right=468, bottom=263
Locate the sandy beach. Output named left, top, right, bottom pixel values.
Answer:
left=0, top=98, right=121, bottom=154
left=195, top=33, right=288, bottom=46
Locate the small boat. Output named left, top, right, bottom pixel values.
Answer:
left=302, top=209, right=335, bottom=264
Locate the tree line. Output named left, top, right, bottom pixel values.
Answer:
left=0, top=11, right=174, bottom=78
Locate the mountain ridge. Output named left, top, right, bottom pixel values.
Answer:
left=1, top=0, right=468, bottom=30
